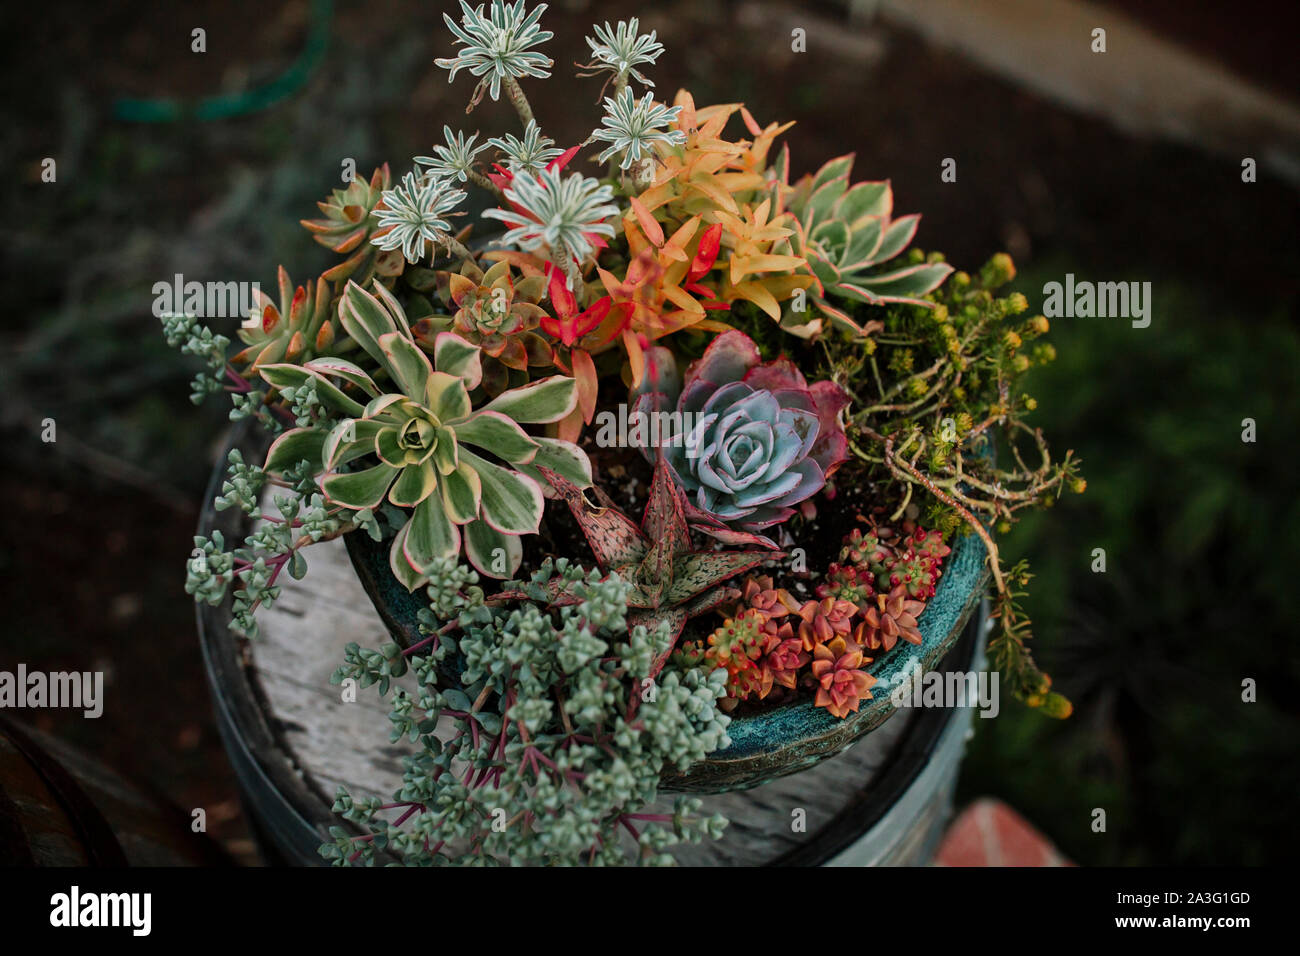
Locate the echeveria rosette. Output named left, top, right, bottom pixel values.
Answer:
left=650, top=331, right=850, bottom=533
left=258, top=280, right=591, bottom=584
left=773, top=152, right=953, bottom=338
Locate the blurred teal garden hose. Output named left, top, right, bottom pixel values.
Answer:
left=113, top=0, right=332, bottom=122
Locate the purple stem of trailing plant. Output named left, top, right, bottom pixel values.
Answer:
left=234, top=549, right=293, bottom=575
left=225, top=364, right=297, bottom=427
left=404, top=618, right=458, bottom=658
left=225, top=367, right=253, bottom=393
left=528, top=747, right=556, bottom=771
left=392, top=804, right=420, bottom=828
left=403, top=635, right=436, bottom=657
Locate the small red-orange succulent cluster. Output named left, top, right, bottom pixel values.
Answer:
left=688, top=523, right=951, bottom=720
left=811, top=637, right=877, bottom=719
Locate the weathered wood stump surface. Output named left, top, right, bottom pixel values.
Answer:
left=246, top=529, right=964, bottom=865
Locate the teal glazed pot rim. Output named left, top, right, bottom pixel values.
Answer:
left=343, top=529, right=990, bottom=793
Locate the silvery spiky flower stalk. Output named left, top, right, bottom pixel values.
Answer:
left=415, top=126, right=490, bottom=184
left=591, top=88, right=685, bottom=170
left=436, top=0, right=553, bottom=103
left=584, top=18, right=665, bottom=88
left=371, top=172, right=467, bottom=264
left=487, top=119, right=564, bottom=175
left=483, top=167, right=617, bottom=279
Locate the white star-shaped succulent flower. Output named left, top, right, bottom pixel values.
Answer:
left=415, top=126, right=490, bottom=184
left=487, top=120, right=564, bottom=175
left=590, top=87, right=686, bottom=170
left=584, top=18, right=665, bottom=88
left=482, top=167, right=617, bottom=277
left=371, top=172, right=467, bottom=264
left=435, top=0, right=554, bottom=102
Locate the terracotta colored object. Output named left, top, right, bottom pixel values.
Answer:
left=933, top=797, right=1073, bottom=867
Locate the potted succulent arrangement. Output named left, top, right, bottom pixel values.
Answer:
left=170, top=2, right=1082, bottom=865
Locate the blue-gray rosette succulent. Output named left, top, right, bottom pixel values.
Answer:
left=633, top=330, right=850, bottom=534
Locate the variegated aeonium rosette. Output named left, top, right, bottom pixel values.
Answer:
left=171, top=0, right=1077, bottom=868
left=260, top=280, right=589, bottom=586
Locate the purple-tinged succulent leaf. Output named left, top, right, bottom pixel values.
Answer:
left=658, top=330, right=849, bottom=531
left=663, top=550, right=778, bottom=607
left=682, top=330, right=760, bottom=392
left=539, top=466, right=648, bottom=571
left=682, top=499, right=780, bottom=550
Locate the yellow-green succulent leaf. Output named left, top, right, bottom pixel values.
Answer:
left=431, top=425, right=460, bottom=474
left=264, top=427, right=328, bottom=476
left=378, top=331, right=435, bottom=401
left=515, top=437, right=592, bottom=490
left=459, top=448, right=544, bottom=535
left=388, top=459, right=439, bottom=508
left=425, top=371, right=473, bottom=423
left=325, top=417, right=385, bottom=470
left=455, top=411, right=540, bottom=464
left=439, top=461, right=483, bottom=525
left=301, top=357, right=380, bottom=398
left=374, top=424, right=407, bottom=468
left=322, top=462, right=399, bottom=510
left=402, top=493, right=460, bottom=573
left=340, top=280, right=399, bottom=368
left=481, top=374, right=577, bottom=424
left=387, top=521, right=429, bottom=592
left=433, top=331, right=484, bottom=391
left=463, top=518, right=523, bottom=580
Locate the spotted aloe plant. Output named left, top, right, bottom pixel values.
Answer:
left=259, top=280, right=592, bottom=583
left=774, top=151, right=953, bottom=338
left=542, top=459, right=779, bottom=676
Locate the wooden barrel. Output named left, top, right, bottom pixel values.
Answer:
left=0, top=717, right=231, bottom=866
left=198, top=426, right=986, bottom=866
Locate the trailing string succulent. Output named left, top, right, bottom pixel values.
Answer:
left=164, top=2, right=1081, bottom=865
left=324, top=558, right=730, bottom=866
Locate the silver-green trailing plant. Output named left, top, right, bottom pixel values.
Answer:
left=323, top=558, right=730, bottom=866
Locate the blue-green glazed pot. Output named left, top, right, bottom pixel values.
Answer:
left=344, top=530, right=990, bottom=793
